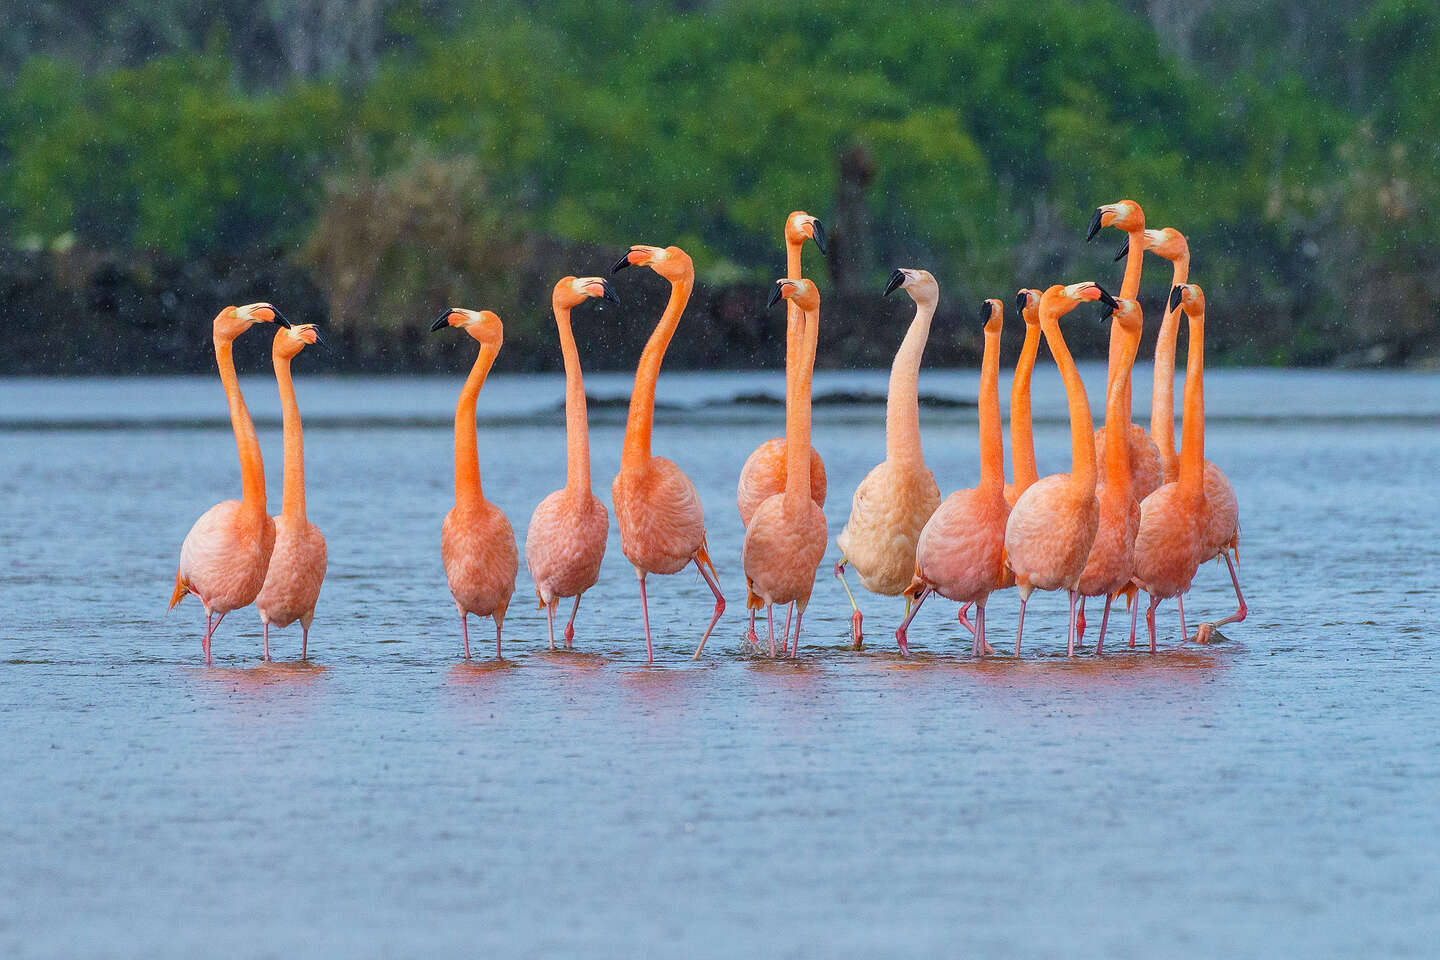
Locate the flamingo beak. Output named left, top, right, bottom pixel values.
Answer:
left=1097, top=286, right=1119, bottom=310
left=766, top=281, right=789, bottom=310
left=883, top=269, right=906, bottom=297
left=611, top=254, right=633, bottom=274
left=430, top=311, right=454, bottom=332
left=1085, top=207, right=1105, bottom=242
left=1169, top=285, right=1185, bottom=312
left=978, top=300, right=993, bottom=322
left=599, top=278, right=620, bottom=303
left=1014, top=291, right=1028, bottom=313
left=808, top=218, right=827, bottom=255
left=1114, top=237, right=1130, bottom=262
left=311, top=327, right=333, bottom=353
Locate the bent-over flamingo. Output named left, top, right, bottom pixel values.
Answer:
left=610, top=245, right=725, bottom=663
left=255, top=323, right=328, bottom=661
left=834, top=268, right=942, bottom=649
left=432, top=308, right=519, bottom=659
left=170, top=302, right=292, bottom=664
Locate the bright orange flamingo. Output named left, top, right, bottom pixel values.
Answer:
left=1087, top=200, right=1163, bottom=501
left=737, top=212, right=827, bottom=646
left=170, top=302, right=292, bottom=664
left=1075, top=298, right=1144, bottom=653
left=834, top=269, right=942, bottom=649
left=525, top=277, right=615, bottom=651
left=897, top=298, right=1010, bottom=657
left=1005, top=282, right=1115, bottom=657
left=1133, top=283, right=1210, bottom=650
left=742, top=278, right=827, bottom=658
left=255, top=323, right=328, bottom=661
left=610, top=245, right=725, bottom=663
left=432, top=308, right=519, bottom=660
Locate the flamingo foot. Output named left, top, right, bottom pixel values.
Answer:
left=851, top=610, right=864, bottom=650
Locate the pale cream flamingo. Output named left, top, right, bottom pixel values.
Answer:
left=833, top=268, right=942, bottom=649
left=896, top=298, right=1010, bottom=657
left=1075, top=298, right=1144, bottom=653
left=432, top=308, right=519, bottom=660
left=1087, top=200, right=1163, bottom=501
left=1005, top=282, right=1116, bottom=657
left=1133, top=283, right=1211, bottom=649
left=525, top=277, right=616, bottom=651
left=610, top=245, right=725, bottom=663
left=169, top=302, right=292, bottom=664
left=742, top=278, right=827, bottom=658
left=255, top=323, right=328, bottom=661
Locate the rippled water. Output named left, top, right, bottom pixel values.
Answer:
left=2, top=367, right=1438, bottom=957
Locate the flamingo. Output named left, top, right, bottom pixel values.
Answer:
left=525, top=276, right=616, bottom=651
left=1074, top=298, right=1144, bottom=654
left=1004, top=288, right=1044, bottom=508
left=1086, top=200, right=1163, bottom=502
left=742, top=278, right=828, bottom=658
left=169, top=302, right=292, bottom=664
left=896, top=298, right=1010, bottom=657
left=255, top=323, right=328, bottom=661
left=1005, top=282, right=1116, bottom=657
left=432, top=308, right=519, bottom=660
left=833, top=268, right=942, bottom=649
left=737, top=212, right=828, bottom=647
left=610, top=244, right=726, bottom=663
left=1133, top=283, right=1211, bottom=649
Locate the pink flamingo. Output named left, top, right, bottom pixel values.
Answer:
left=610, top=245, right=726, bottom=663
left=255, top=323, right=328, bottom=661
left=896, top=298, right=1010, bottom=657
left=834, top=269, right=942, bottom=648
left=170, top=302, right=292, bottom=664
left=742, top=278, right=827, bottom=658
left=432, top=308, right=519, bottom=660
left=1005, top=283, right=1116, bottom=657
left=525, top=277, right=616, bottom=651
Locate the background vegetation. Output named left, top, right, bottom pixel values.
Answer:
left=2, top=0, right=1436, bottom=372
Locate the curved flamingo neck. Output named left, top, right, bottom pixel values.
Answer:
left=214, top=335, right=267, bottom=518
left=886, top=298, right=934, bottom=466
left=978, top=323, right=1004, bottom=492
left=623, top=274, right=693, bottom=469
left=1150, top=253, right=1191, bottom=472
left=1101, top=324, right=1140, bottom=496
left=1178, top=306, right=1206, bottom=495
left=784, top=237, right=805, bottom=433
left=1106, top=226, right=1147, bottom=420
left=553, top=304, right=592, bottom=497
left=785, top=302, right=819, bottom=510
left=1041, top=314, right=1096, bottom=494
left=454, top=343, right=498, bottom=512
left=1010, top=322, right=1041, bottom=493
left=272, top=353, right=307, bottom=522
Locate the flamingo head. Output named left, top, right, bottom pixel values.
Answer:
left=431, top=307, right=503, bottom=350
left=784, top=212, right=827, bottom=254
left=766, top=277, right=820, bottom=313
left=611, top=244, right=693, bottom=283
left=554, top=276, right=619, bottom=310
left=979, top=298, right=1004, bottom=334
left=1015, top=288, right=1043, bottom=326
left=1108, top=297, right=1144, bottom=338
left=1085, top=199, right=1145, bottom=241
left=1041, top=282, right=1118, bottom=323
left=1141, top=227, right=1189, bottom=264
left=274, top=323, right=326, bottom=360
left=883, top=267, right=938, bottom=307
left=1169, top=282, right=1205, bottom=317
left=214, top=302, right=291, bottom=340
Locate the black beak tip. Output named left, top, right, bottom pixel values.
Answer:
left=312, top=328, right=334, bottom=354
left=978, top=300, right=993, bottom=323
left=1169, top=285, right=1184, bottom=312
left=1014, top=291, right=1028, bottom=313
left=270, top=307, right=292, bottom=329
left=611, top=254, right=633, bottom=275
left=1096, top=286, right=1119, bottom=311
left=809, top=219, right=828, bottom=255
left=883, top=269, right=906, bottom=297
left=429, top=311, right=451, bottom=333
left=766, top=282, right=786, bottom=310
left=1085, top=208, right=1104, bottom=242
left=1114, top=237, right=1130, bottom=262
left=601, top=279, right=620, bottom=304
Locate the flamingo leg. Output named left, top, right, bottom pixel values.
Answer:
left=1066, top=589, right=1079, bottom=658
left=691, top=557, right=726, bottom=660
left=460, top=610, right=471, bottom=660
left=957, top=602, right=976, bottom=636
left=1178, top=594, right=1188, bottom=645
left=1096, top=595, right=1113, bottom=655
left=790, top=609, right=804, bottom=659
left=545, top=601, right=557, bottom=651
left=202, top=610, right=214, bottom=664
left=1145, top=595, right=1160, bottom=654
left=766, top=604, right=777, bottom=659
left=747, top=608, right=760, bottom=650
left=301, top=618, right=311, bottom=661
left=205, top=611, right=226, bottom=665
left=784, top=604, right=794, bottom=655
left=263, top=622, right=271, bottom=663
left=1202, top=550, right=1249, bottom=636
left=637, top=572, right=653, bottom=664
left=894, top=587, right=929, bottom=657
left=834, top=558, right=864, bottom=650
left=1014, top=593, right=1029, bottom=657
left=1129, top=589, right=1140, bottom=648
left=1076, top=597, right=1087, bottom=645
left=495, top=617, right=504, bottom=660
left=564, top=596, right=580, bottom=650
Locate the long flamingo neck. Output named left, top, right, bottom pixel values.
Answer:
left=454, top=344, right=496, bottom=511
left=978, top=325, right=1004, bottom=491
left=1043, top=318, right=1096, bottom=494
left=886, top=299, right=934, bottom=466
left=1106, top=227, right=1147, bottom=408
left=785, top=303, right=819, bottom=509
left=1102, top=326, right=1140, bottom=495
left=623, top=274, right=692, bottom=468
left=784, top=239, right=804, bottom=435
left=1010, top=324, right=1040, bottom=493
left=273, top=353, right=307, bottom=522
left=1179, top=307, right=1206, bottom=494
left=214, top=336, right=266, bottom=518
left=554, top=305, right=591, bottom=497
left=1150, top=253, right=1191, bottom=466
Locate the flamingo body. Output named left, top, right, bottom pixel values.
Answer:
left=914, top=487, right=1009, bottom=603
left=1076, top=483, right=1139, bottom=597
left=1093, top=424, right=1163, bottom=502
left=613, top=458, right=707, bottom=576
left=178, top=501, right=275, bottom=616
left=743, top=496, right=827, bottom=606
left=737, top=438, right=826, bottom=527
left=256, top=514, right=326, bottom=629
left=443, top=504, right=519, bottom=620
left=1133, top=483, right=1203, bottom=599
left=1201, top=465, right=1239, bottom=560
left=527, top=489, right=608, bottom=604
left=1006, top=474, right=1099, bottom=593
left=837, top=462, right=941, bottom=595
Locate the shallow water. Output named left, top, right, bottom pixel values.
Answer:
left=2, top=368, right=1438, bottom=957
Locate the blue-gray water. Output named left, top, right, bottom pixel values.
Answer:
left=2, top=366, right=1437, bottom=957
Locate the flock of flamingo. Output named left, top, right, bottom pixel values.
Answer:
left=169, top=198, right=1247, bottom=665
